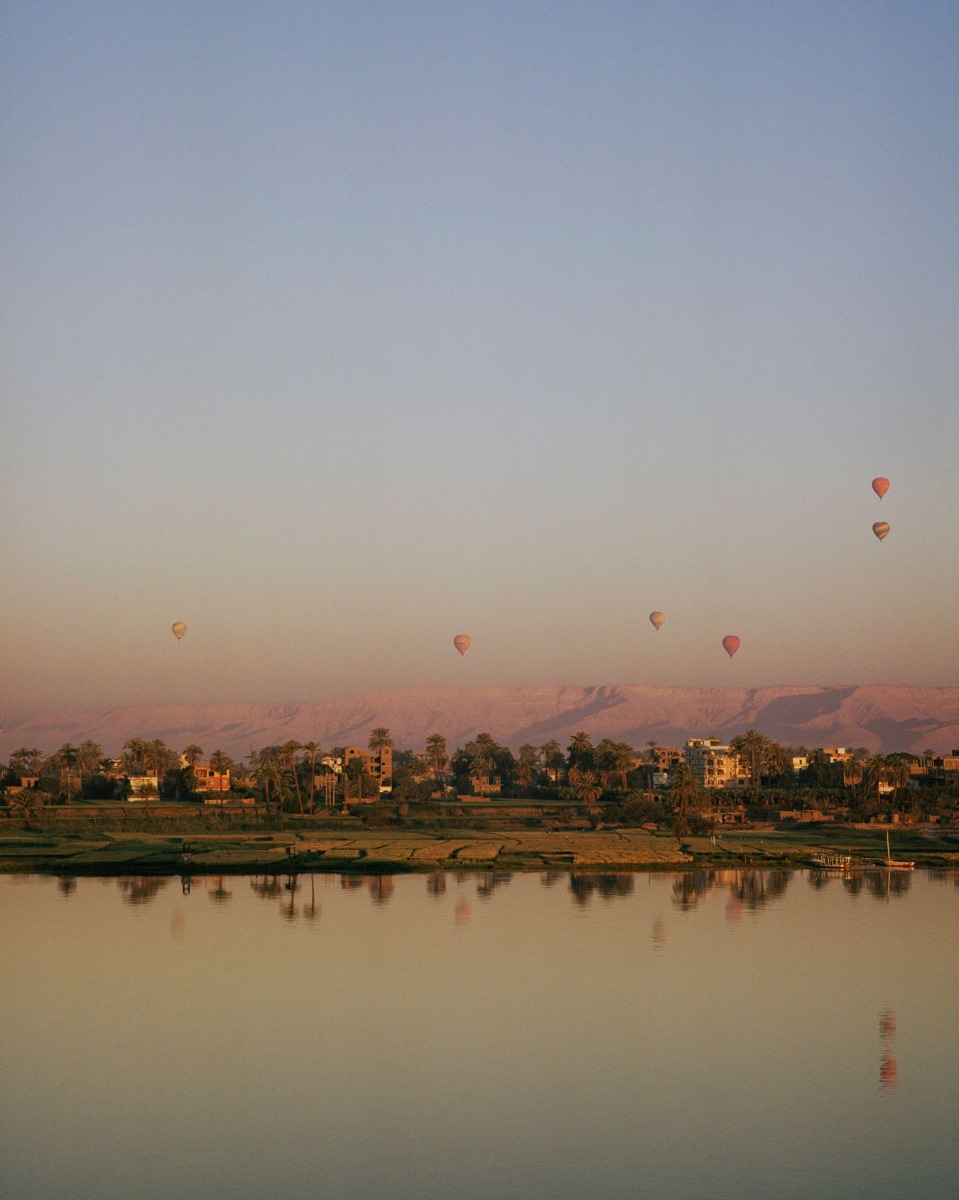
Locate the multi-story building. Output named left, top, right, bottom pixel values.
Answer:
left=683, top=738, right=749, bottom=789
left=320, top=746, right=393, bottom=797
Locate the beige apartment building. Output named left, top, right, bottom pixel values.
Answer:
left=683, top=738, right=749, bottom=789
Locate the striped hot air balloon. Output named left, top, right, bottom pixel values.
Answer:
left=453, top=634, right=471, bottom=656
left=649, top=611, right=665, bottom=631
left=172, top=622, right=187, bottom=641
left=872, top=521, right=890, bottom=542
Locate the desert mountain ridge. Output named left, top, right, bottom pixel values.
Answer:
left=3, top=684, right=959, bottom=760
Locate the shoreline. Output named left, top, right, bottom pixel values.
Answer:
left=2, top=827, right=957, bottom=876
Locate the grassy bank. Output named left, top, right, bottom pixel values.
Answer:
left=1, top=823, right=957, bottom=876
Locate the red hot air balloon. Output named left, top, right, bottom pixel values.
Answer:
left=453, top=634, right=471, bottom=656
left=722, top=635, right=741, bottom=658
left=872, top=477, right=890, bottom=499
left=872, top=521, right=890, bottom=542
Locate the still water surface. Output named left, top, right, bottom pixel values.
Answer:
left=1, top=867, right=957, bottom=1200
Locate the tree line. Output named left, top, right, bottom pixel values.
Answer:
left=2, top=726, right=955, bottom=828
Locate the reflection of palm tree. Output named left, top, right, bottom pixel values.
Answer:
left=208, top=876, right=233, bottom=903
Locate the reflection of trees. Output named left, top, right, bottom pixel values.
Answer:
left=367, top=875, right=394, bottom=905
left=476, top=872, right=512, bottom=898
left=117, top=877, right=168, bottom=905
left=57, top=875, right=77, bottom=896
left=250, top=876, right=284, bottom=900
left=866, top=870, right=912, bottom=900
left=427, top=873, right=447, bottom=897
left=281, top=875, right=299, bottom=920
left=207, top=877, right=233, bottom=904
left=569, top=873, right=635, bottom=906
left=668, top=869, right=791, bottom=913
left=540, top=871, right=563, bottom=888
left=733, top=869, right=790, bottom=911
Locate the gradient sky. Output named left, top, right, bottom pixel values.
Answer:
left=2, top=1, right=958, bottom=715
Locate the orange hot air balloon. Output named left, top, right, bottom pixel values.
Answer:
left=872, top=521, right=890, bottom=542
left=722, top=635, right=741, bottom=658
left=172, top=622, right=187, bottom=641
left=872, top=477, right=890, bottom=499
left=453, top=634, right=471, bottom=656
left=649, top=611, right=665, bottom=631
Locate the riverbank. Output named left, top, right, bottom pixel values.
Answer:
left=2, top=826, right=957, bottom=875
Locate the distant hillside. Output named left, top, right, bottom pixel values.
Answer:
left=3, top=685, right=959, bottom=760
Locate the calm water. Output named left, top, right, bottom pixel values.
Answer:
left=1, top=868, right=957, bottom=1200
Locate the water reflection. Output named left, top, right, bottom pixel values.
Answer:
left=117, top=877, right=168, bottom=905
left=2, top=870, right=958, bottom=1200
left=880, top=1006, right=898, bottom=1092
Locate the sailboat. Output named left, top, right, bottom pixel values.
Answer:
left=876, top=828, right=914, bottom=870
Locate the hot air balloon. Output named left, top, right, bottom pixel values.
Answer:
left=872, top=477, right=890, bottom=499
left=872, top=521, right=890, bottom=542
left=172, top=622, right=187, bottom=641
left=722, top=635, right=740, bottom=658
left=453, top=634, right=471, bottom=656
left=649, top=611, right=665, bottom=631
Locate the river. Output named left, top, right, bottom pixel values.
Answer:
left=1, top=867, right=957, bottom=1199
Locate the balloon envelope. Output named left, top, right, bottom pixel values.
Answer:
left=872, top=477, right=890, bottom=499
left=172, top=622, right=187, bottom=641
left=872, top=521, right=890, bottom=541
left=722, top=635, right=740, bottom=658
left=649, top=611, right=665, bottom=631
left=453, top=634, right=471, bottom=656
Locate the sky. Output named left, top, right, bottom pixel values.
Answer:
left=2, top=0, right=958, bottom=715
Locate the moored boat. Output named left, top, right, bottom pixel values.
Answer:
left=875, top=829, right=914, bottom=870
left=810, top=852, right=852, bottom=870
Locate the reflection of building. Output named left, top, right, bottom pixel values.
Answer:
left=684, top=739, right=748, bottom=789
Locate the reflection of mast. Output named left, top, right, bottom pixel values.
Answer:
left=879, top=1007, right=898, bottom=1091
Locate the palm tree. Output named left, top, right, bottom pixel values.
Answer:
left=540, top=739, right=564, bottom=783
left=843, top=753, right=864, bottom=797
left=425, top=734, right=448, bottom=781
left=281, top=740, right=304, bottom=813
left=368, top=727, right=394, bottom=754
left=182, top=744, right=204, bottom=770
left=865, top=753, right=888, bottom=804
left=568, top=732, right=594, bottom=771
left=669, top=762, right=700, bottom=840
left=122, top=737, right=148, bottom=775
left=885, top=757, right=912, bottom=814
left=570, top=768, right=602, bottom=807
left=594, top=739, right=617, bottom=787
left=52, top=743, right=80, bottom=802
left=77, top=740, right=103, bottom=780
left=644, top=740, right=659, bottom=800
left=9, top=747, right=42, bottom=779
left=729, top=729, right=768, bottom=786
left=301, top=740, right=321, bottom=813
left=516, top=744, right=539, bottom=790
left=612, top=743, right=636, bottom=791
left=209, top=750, right=234, bottom=781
